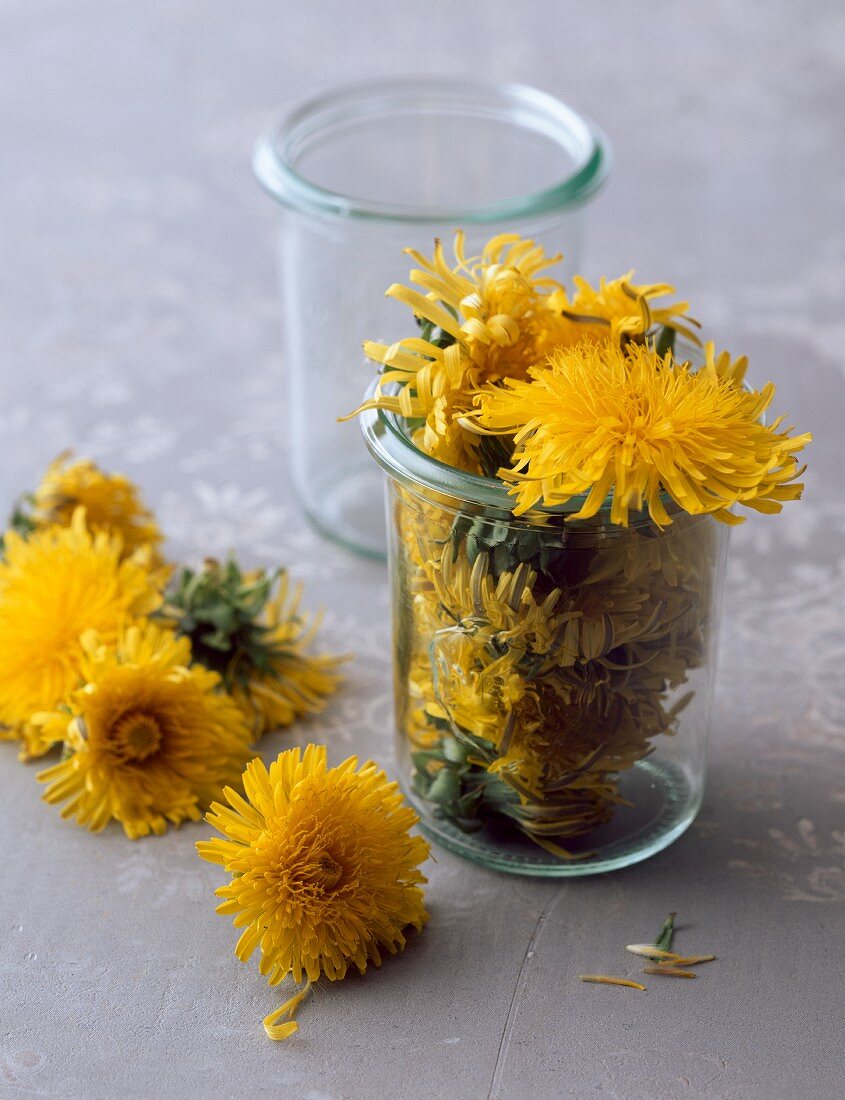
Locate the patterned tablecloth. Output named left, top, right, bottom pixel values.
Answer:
left=2, top=3, right=843, bottom=1097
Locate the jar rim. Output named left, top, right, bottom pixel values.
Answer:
left=359, top=377, right=720, bottom=532
left=253, top=77, right=611, bottom=224
left=359, top=394, right=525, bottom=513
left=359, top=381, right=652, bottom=524
left=359, top=334, right=721, bottom=528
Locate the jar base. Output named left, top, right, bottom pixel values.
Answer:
left=298, top=461, right=387, bottom=560
left=404, top=758, right=702, bottom=877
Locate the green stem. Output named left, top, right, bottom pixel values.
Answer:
left=654, top=911, right=676, bottom=952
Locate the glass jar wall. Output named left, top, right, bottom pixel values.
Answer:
left=363, top=404, right=730, bottom=876
left=254, top=79, right=611, bottom=558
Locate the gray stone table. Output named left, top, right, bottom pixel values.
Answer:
left=1, top=2, right=843, bottom=1097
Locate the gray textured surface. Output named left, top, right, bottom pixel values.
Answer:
left=2, top=3, right=844, bottom=1098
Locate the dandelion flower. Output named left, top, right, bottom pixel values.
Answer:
left=555, top=272, right=698, bottom=346
left=234, top=574, right=345, bottom=735
left=197, top=745, right=429, bottom=1039
left=167, top=558, right=346, bottom=737
left=392, top=230, right=562, bottom=373
left=36, top=621, right=253, bottom=838
left=474, top=341, right=811, bottom=526
left=350, top=232, right=566, bottom=470
left=700, top=340, right=748, bottom=387
left=0, top=509, right=163, bottom=752
left=25, top=452, right=163, bottom=560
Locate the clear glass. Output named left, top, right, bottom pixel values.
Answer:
left=254, top=79, right=611, bottom=558
left=362, top=404, right=731, bottom=877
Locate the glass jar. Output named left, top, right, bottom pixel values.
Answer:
left=361, top=398, right=730, bottom=876
left=254, top=79, right=611, bottom=558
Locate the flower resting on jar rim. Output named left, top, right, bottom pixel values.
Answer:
left=350, top=229, right=810, bottom=526
left=470, top=340, right=811, bottom=526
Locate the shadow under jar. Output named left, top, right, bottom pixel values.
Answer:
left=361, top=397, right=731, bottom=876
left=254, top=78, right=610, bottom=558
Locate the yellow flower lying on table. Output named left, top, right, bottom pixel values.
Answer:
left=1, top=455, right=347, bottom=827
left=165, top=557, right=347, bottom=737
left=12, top=451, right=163, bottom=562
left=0, top=508, right=163, bottom=757
left=36, top=620, right=253, bottom=838
left=197, top=744, right=429, bottom=1040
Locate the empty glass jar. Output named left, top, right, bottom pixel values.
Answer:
left=254, top=79, right=611, bottom=557
left=361, top=398, right=731, bottom=876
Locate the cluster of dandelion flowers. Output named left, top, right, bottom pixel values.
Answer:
left=36, top=621, right=253, bottom=839
left=0, top=509, right=163, bottom=754
left=197, top=745, right=429, bottom=1039
left=351, top=231, right=698, bottom=474
left=27, top=452, right=163, bottom=560
left=472, top=341, right=811, bottom=526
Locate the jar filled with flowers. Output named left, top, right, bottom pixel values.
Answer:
left=352, top=233, right=809, bottom=875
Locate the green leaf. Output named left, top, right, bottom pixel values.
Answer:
left=411, top=749, right=444, bottom=770
left=1, top=493, right=38, bottom=552
left=427, top=767, right=461, bottom=805
left=412, top=770, right=433, bottom=798
left=442, top=736, right=469, bottom=764
left=200, top=628, right=234, bottom=652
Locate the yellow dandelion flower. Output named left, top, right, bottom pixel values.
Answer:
left=430, top=549, right=565, bottom=660
left=474, top=341, right=811, bottom=526
left=167, top=559, right=346, bottom=738
left=395, top=230, right=562, bottom=369
left=0, top=509, right=163, bottom=752
left=231, top=573, right=346, bottom=736
left=197, top=744, right=429, bottom=1040
left=429, top=622, right=687, bottom=849
left=349, top=231, right=566, bottom=470
left=427, top=630, right=530, bottom=750
left=700, top=340, right=748, bottom=387
left=36, top=621, right=252, bottom=838
left=27, top=452, right=163, bottom=560
left=554, top=272, right=699, bottom=346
